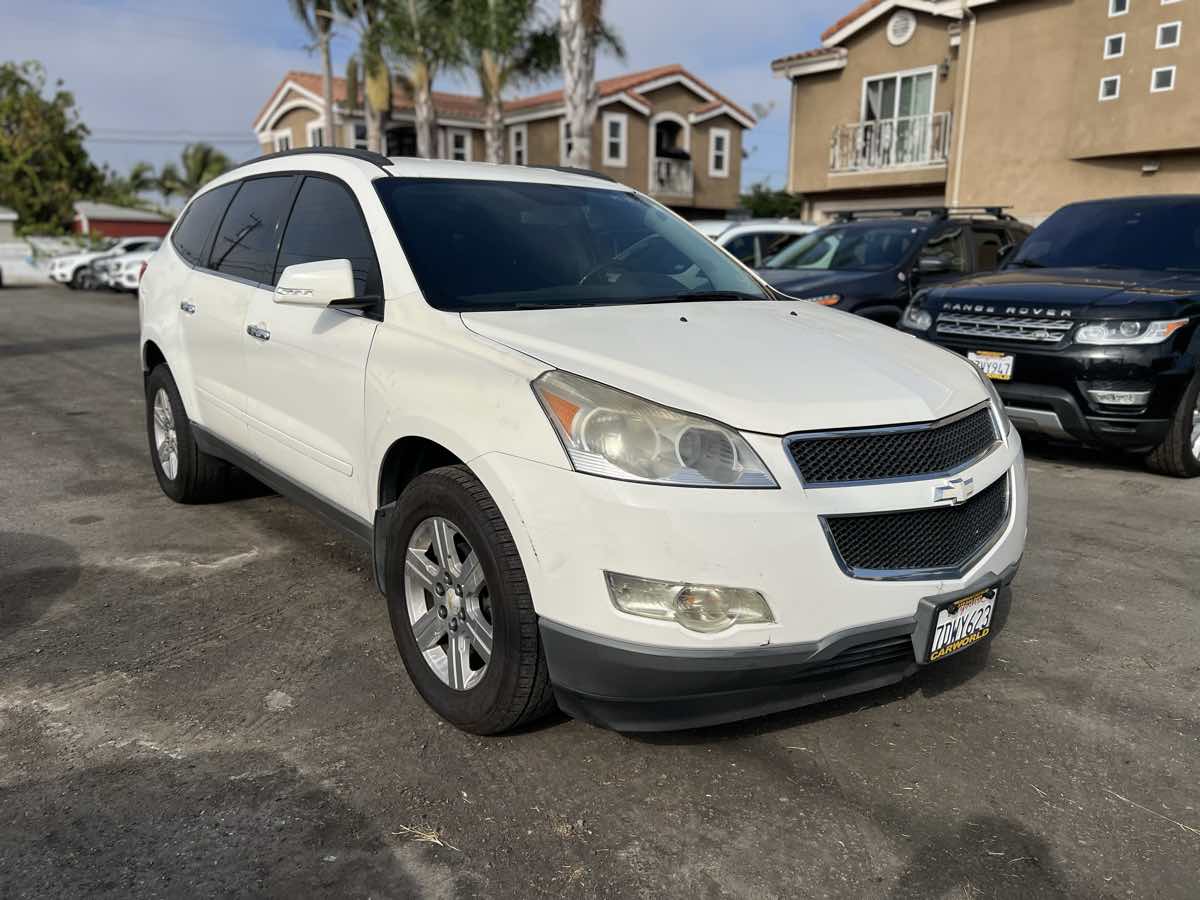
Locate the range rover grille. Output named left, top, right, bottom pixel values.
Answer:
left=787, top=405, right=998, bottom=485
left=936, top=313, right=1073, bottom=343
left=823, top=473, right=1010, bottom=578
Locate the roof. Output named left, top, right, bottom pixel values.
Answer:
left=822, top=0, right=887, bottom=42
left=256, top=70, right=487, bottom=126
left=505, top=64, right=755, bottom=125
left=0, top=205, right=16, bottom=221
left=770, top=46, right=846, bottom=71
left=73, top=201, right=170, bottom=223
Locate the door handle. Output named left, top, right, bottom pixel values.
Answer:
left=179, top=301, right=196, bottom=315
left=246, top=324, right=271, bottom=342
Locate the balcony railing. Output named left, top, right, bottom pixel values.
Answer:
left=830, top=112, right=952, bottom=173
left=651, top=157, right=694, bottom=197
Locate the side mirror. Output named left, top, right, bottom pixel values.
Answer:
left=916, top=257, right=951, bottom=275
left=274, top=259, right=356, bottom=307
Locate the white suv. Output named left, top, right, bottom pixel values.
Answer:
left=139, top=149, right=1027, bottom=734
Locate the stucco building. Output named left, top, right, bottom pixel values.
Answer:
left=772, top=0, right=1199, bottom=223
left=253, top=65, right=755, bottom=218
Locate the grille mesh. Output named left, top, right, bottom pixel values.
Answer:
left=788, top=407, right=997, bottom=484
left=825, top=473, right=1009, bottom=575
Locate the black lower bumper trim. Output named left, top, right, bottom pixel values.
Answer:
left=998, top=382, right=1168, bottom=452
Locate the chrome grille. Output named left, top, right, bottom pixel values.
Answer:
left=936, top=313, right=1073, bottom=343
left=787, top=404, right=998, bottom=485
left=822, top=472, right=1010, bottom=579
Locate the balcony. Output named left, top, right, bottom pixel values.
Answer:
left=651, top=157, right=694, bottom=198
left=830, top=112, right=952, bottom=173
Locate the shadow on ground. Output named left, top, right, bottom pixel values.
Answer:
left=0, top=532, right=81, bottom=634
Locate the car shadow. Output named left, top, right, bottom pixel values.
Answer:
left=0, top=531, right=81, bottom=635
left=1019, top=433, right=1147, bottom=475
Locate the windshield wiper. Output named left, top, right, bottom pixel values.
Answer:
left=636, top=291, right=766, bottom=304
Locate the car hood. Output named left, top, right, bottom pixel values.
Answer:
left=931, top=267, right=1200, bottom=314
left=52, top=252, right=97, bottom=266
left=461, top=301, right=985, bottom=435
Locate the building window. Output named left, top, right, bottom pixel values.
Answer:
left=1108, top=0, right=1128, bottom=16
left=306, top=123, right=325, bottom=147
left=1104, top=33, right=1125, bottom=58
left=1151, top=65, right=1176, bottom=91
left=509, top=124, right=527, bottom=165
left=1099, top=74, right=1121, bottom=100
left=273, top=131, right=292, bottom=152
left=709, top=127, right=731, bottom=178
left=602, top=112, right=627, bottom=167
left=448, top=128, right=471, bottom=161
left=1156, top=21, right=1181, bottom=48
left=351, top=123, right=368, bottom=150
left=560, top=120, right=574, bottom=165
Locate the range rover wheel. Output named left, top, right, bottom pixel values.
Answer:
left=144, top=364, right=233, bottom=502
left=1145, top=374, right=1200, bottom=478
left=385, top=465, right=555, bottom=734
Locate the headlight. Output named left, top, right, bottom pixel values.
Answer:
left=969, top=361, right=1011, bottom=436
left=902, top=301, right=933, bottom=330
left=533, top=370, right=776, bottom=488
left=605, top=572, right=774, bottom=633
left=1075, top=319, right=1187, bottom=345
left=802, top=293, right=840, bottom=306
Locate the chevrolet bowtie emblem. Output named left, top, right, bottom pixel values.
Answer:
left=933, top=476, right=976, bottom=505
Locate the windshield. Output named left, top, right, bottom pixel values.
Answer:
left=375, top=178, right=770, bottom=310
left=1012, top=199, right=1200, bottom=271
left=761, top=222, right=923, bottom=271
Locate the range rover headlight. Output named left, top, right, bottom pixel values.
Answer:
left=533, top=370, right=776, bottom=487
left=902, top=301, right=933, bottom=330
left=1075, top=319, right=1187, bottom=345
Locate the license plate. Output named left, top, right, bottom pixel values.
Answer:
left=967, top=350, right=1014, bottom=381
left=927, top=587, right=997, bottom=662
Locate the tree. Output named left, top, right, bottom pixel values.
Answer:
left=457, top=0, right=558, bottom=164
left=340, top=0, right=391, bottom=154
left=385, top=0, right=460, bottom=159
left=290, top=0, right=339, bottom=146
left=0, top=61, right=103, bottom=233
left=157, top=143, right=233, bottom=201
left=740, top=182, right=805, bottom=219
left=97, top=161, right=158, bottom=209
left=558, top=0, right=623, bottom=169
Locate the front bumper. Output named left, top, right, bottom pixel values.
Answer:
left=543, top=569, right=1016, bottom=731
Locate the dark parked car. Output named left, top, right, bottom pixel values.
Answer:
left=899, top=195, right=1200, bottom=477
left=757, top=207, right=1031, bottom=325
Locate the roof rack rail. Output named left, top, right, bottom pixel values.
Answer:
left=236, top=147, right=393, bottom=172
left=833, top=205, right=1013, bottom=223
left=534, top=165, right=618, bottom=184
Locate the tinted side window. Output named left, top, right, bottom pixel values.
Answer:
left=920, top=226, right=969, bottom=273
left=210, top=176, right=296, bottom=284
left=973, top=228, right=1006, bottom=271
left=275, top=176, right=380, bottom=297
left=171, top=183, right=238, bottom=267
left=722, top=234, right=756, bottom=265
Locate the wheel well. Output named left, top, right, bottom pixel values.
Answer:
left=142, top=340, right=166, bottom=374
left=378, top=437, right=463, bottom=507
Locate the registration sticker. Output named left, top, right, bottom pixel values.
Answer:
left=968, top=350, right=1014, bottom=381
left=928, top=588, right=997, bottom=662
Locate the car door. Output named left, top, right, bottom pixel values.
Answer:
left=180, top=175, right=296, bottom=450
left=243, top=174, right=382, bottom=516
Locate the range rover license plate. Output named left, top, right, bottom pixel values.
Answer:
left=968, top=351, right=1014, bottom=381
left=928, top=587, right=997, bottom=663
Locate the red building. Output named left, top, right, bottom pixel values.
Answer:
left=72, top=201, right=173, bottom=238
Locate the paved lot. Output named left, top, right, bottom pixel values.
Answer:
left=1, top=285, right=1197, bottom=899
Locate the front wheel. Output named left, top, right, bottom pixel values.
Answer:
left=1145, top=374, right=1200, bottom=477
left=385, top=465, right=555, bottom=734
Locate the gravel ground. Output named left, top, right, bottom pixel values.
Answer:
left=1, top=286, right=1197, bottom=899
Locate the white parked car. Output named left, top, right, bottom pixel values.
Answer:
left=139, top=150, right=1027, bottom=733
left=49, top=236, right=161, bottom=289
left=108, top=248, right=157, bottom=292
left=714, top=220, right=817, bottom=267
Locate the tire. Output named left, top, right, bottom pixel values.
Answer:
left=1145, top=374, right=1200, bottom=477
left=385, top=465, right=555, bottom=735
left=70, top=267, right=93, bottom=290
left=144, top=364, right=233, bottom=503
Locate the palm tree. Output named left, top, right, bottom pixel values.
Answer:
left=385, top=0, right=460, bottom=159
left=289, top=0, right=338, bottom=146
left=157, top=143, right=233, bottom=200
left=457, top=0, right=558, bottom=164
left=559, top=0, right=624, bottom=169
left=340, top=0, right=391, bottom=154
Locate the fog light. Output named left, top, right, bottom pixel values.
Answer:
left=1086, top=389, right=1151, bottom=406
left=605, top=572, right=774, bottom=633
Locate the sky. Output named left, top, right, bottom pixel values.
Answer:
left=1, top=0, right=847, bottom=193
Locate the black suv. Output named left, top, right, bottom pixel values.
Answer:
left=900, top=195, right=1200, bottom=477
left=756, top=207, right=1032, bottom=325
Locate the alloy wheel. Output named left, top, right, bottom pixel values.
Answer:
left=404, top=516, right=493, bottom=691
left=152, top=389, right=179, bottom=480
left=1192, top=392, right=1200, bottom=462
